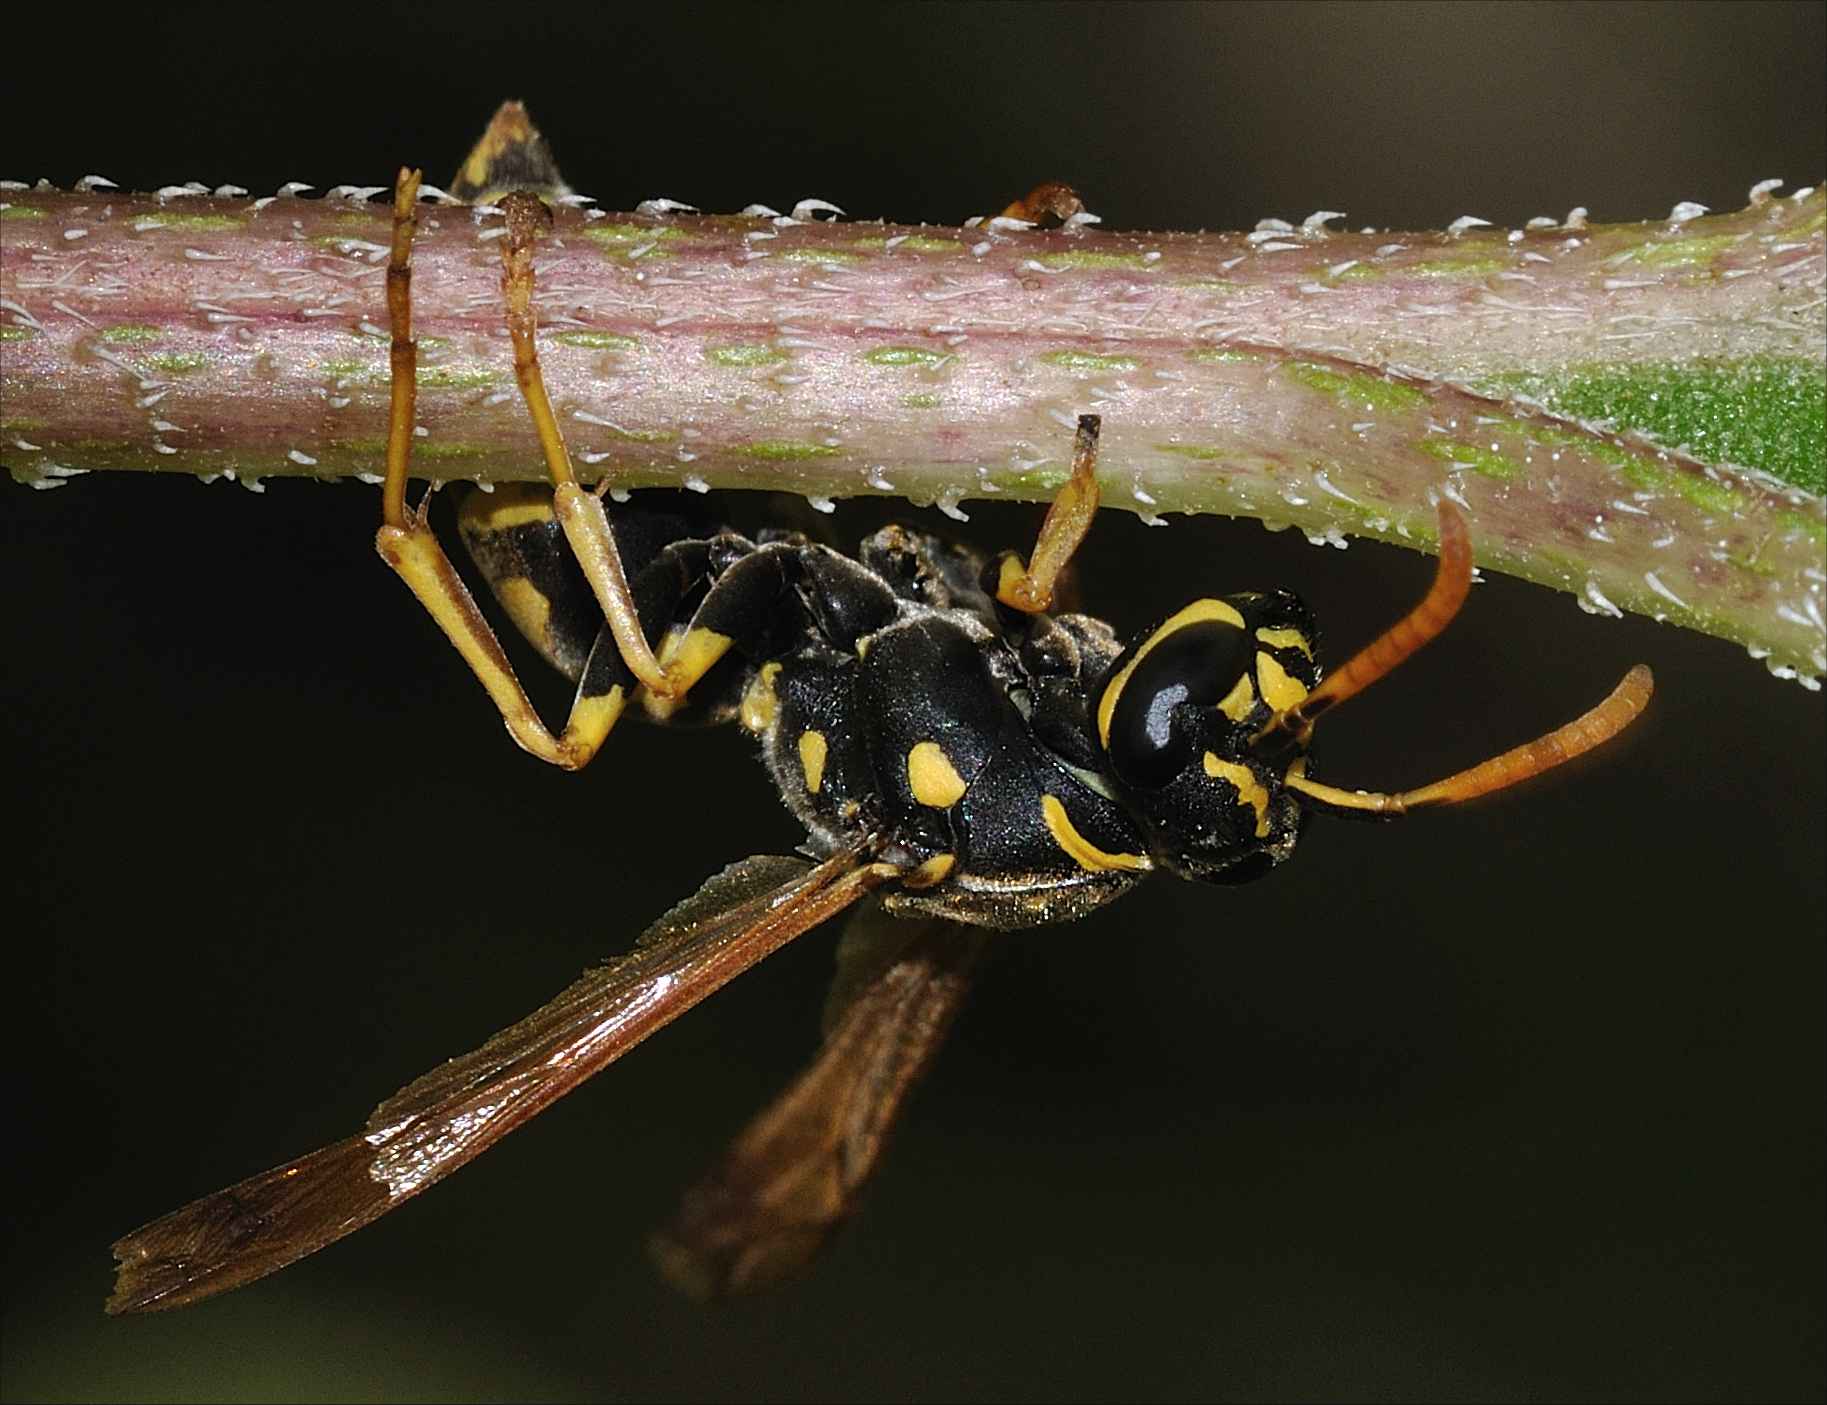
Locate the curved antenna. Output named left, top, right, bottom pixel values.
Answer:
left=1255, top=498, right=1473, bottom=745
left=1283, top=664, right=1654, bottom=816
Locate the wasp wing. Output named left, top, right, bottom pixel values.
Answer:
left=108, top=843, right=892, bottom=1315
left=651, top=904, right=984, bottom=1297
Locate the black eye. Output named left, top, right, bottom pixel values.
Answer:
left=1101, top=617, right=1251, bottom=787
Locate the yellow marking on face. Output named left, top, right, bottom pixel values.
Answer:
left=1256, top=650, right=1309, bottom=713
left=1040, top=794, right=1152, bottom=873
left=1203, top=752, right=1273, bottom=838
left=495, top=576, right=556, bottom=657
left=1217, top=671, right=1257, bottom=722
left=1097, top=599, right=1247, bottom=748
left=903, top=853, right=956, bottom=889
left=907, top=741, right=969, bottom=808
left=799, top=730, right=829, bottom=794
left=1255, top=626, right=1313, bottom=657
left=739, top=661, right=783, bottom=734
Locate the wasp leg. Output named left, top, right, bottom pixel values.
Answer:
left=377, top=168, right=423, bottom=534
left=372, top=168, right=622, bottom=770
left=991, top=413, right=1103, bottom=614
left=640, top=540, right=901, bottom=722
left=636, top=547, right=790, bottom=720
left=457, top=488, right=723, bottom=683
left=793, top=545, right=901, bottom=651
left=494, top=192, right=676, bottom=698
left=376, top=515, right=630, bottom=771
left=458, top=479, right=728, bottom=718
left=996, top=181, right=1086, bottom=228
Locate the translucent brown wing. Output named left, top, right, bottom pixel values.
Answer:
left=107, top=843, right=893, bottom=1315
left=651, top=903, right=985, bottom=1298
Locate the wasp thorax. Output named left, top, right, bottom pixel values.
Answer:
left=1094, top=591, right=1320, bottom=883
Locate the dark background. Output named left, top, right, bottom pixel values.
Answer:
left=5, top=3, right=1823, bottom=1401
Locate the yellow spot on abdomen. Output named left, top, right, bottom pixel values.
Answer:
left=1203, top=752, right=1273, bottom=838
left=1256, top=651, right=1309, bottom=712
left=903, top=853, right=956, bottom=889
left=740, top=661, right=783, bottom=734
left=459, top=483, right=557, bottom=533
left=907, top=741, right=968, bottom=808
left=1040, top=794, right=1151, bottom=873
left=799, top=730, right=829, bottom=794
left=1098, top=599, right=1247, bottom=748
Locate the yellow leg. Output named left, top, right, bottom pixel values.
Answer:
left=994, top=414, right=1103, bottom=615
left=379, top=170, right=422, bottom=533
left=373, top=167, right=625, bottom=771
left=996, top=182, right=1086, bottom=228
left=496, top=193, right=676, bottom=698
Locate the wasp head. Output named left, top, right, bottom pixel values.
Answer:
left=1093, top=590, right=1321, bottom=883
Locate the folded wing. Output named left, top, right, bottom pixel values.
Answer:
left=108, top=843, right=893, bottom=1314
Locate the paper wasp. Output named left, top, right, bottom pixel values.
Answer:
left=105, top=115, right=1653, bottom=1314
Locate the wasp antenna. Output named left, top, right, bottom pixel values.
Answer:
left=1255, top=498, right=1473, bottom=745
left=1284, top=664, right=1654, bottom=816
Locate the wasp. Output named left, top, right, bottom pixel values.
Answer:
left=106, top=146, right=1653, bottom=1312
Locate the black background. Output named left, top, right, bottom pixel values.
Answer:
left=5, top=3, right=1823, bottom=1401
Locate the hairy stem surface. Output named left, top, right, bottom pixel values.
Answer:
left=3, top=182, right=1822, bottom=681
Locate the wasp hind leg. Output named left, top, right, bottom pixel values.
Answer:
left=491, top=189, right=681, bottom=699
left=458, top=486, right=744, bottom=722
left=373, top=168, right=623, bottom=770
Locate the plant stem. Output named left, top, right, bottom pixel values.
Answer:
left=2, top=182, right=1822, bottom=682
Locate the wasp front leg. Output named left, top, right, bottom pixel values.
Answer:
left=990, top=413, right=1103, bottom=615
left=373, top=168, right=625, bottom=770
left=996, top=181, right=1086, bottom=228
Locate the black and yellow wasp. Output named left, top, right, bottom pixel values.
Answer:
left=107, top=132, right=1652, bottom=1312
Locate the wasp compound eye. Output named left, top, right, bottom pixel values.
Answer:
left=1098, top=604, right=1252, bottom=789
